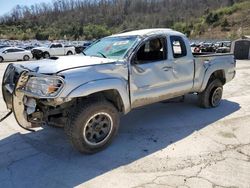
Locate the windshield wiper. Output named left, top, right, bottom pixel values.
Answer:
left=82, top=51, right=86, bottom=56
left=97, top=52, right=106, bottom=58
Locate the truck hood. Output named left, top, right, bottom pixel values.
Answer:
left=17, top=55, right=116, bottom=74
left=33, top=47, right=48, bottom=51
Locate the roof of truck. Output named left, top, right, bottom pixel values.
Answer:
left=111, top=28, right=185, bottom=37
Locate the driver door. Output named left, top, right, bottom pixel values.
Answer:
left=130, top=36, right=176, bottom=108
left=54, top=44, right=64, bottom=55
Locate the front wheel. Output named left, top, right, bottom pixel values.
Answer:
left=198, top=79, right=223, bottom=108
left=65, top=100, right=120, bottom=154
left=43, top=52, right=50, bottom=59
left=67, top=51, right=73, bottom=55
left=23, top=55, right=30, bottom=61
left=0, top=56, right=3, bottom=62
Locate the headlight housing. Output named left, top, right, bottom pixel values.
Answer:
left=25, top=76, right=64, bottom=98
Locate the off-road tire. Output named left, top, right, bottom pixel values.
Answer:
left=0, top=56, right=3, bottom=62
left=198, top=79, right=223, bottom=108
left=23, top=55, right=30, bottom=61
left=65, top=100, right=119, bottom=154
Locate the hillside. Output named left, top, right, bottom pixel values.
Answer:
left=0, top=0, right=249, bottom=40
left=190, top=0, right=250, bottom=39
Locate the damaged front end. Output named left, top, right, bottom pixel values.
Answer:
left=2, top=64, right=69, bottom=130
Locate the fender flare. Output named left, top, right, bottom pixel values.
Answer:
left=67, top=78, right=131, bottom=114
left=200, top=63, right=226, bottom=91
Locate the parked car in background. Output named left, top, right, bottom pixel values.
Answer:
left=200, top=42, right=216, bottom=52
left=0, top=45, right=11, bottom=49
left=24, top=46, right=36, bottom=51
left=215, top=41, right=231, bottom=53
left=0, top=47, right=32, bottom=62
left=32, top=43, right=76, bottom=59
left=75, top=41, right=93, bottom=54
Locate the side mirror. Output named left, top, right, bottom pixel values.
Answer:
left=3, top=51, right=7, bottom=54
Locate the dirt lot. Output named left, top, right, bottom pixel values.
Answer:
left=0, top=60, right=250, bottom=188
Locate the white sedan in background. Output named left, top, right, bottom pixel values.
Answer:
left=0, top=47, right=32, bottom=62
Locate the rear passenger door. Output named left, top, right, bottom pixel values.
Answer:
left=169, top=36, right=194, bottom=93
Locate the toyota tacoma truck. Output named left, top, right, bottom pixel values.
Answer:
left=32, top=43, right=75, bottom=59
left=1, top=29, right=236, bottom=153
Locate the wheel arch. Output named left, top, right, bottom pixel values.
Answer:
left=67, top=50, right=73, bottom=55
left=43, top=51, right=50, bottom=56
left=0, top=56, right=4, bottom=62
left=67, top=79, right=131, bottom=114
left=201, top=69, right=226, bottom=91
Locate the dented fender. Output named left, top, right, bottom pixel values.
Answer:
left=67, top=78, right=131, bottom=114
left=199, top=59, right=235, bottom=92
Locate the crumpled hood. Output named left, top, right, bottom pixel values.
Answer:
left=17, top=55, right=116, bottom=74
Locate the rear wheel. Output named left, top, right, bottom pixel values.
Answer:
left=65, top=100, right=119, bottom=154
left=198, top=79, right=223, bottom=108
left=23, top=55, right=30, bottom=61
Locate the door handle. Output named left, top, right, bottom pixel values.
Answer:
left=162, top=66, right=173, bottom=71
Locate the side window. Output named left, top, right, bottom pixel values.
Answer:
left=12, top=49, right=18, bottom=52
left=7, top=49, right=15, bottom=53
left=57, top=44, right=62, bottom=48
left=15, top=49, right=24, bottom=52
left=170, top=36, right=187, bottom=58
left=50, top=44, right=56, bottom=48
left=134, top=37, right=167, bottom=64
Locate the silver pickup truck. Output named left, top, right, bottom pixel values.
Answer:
left=1, top=29, right=236, bottom=153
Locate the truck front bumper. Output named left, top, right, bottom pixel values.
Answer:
left=2, top=64, right=36, bottom=129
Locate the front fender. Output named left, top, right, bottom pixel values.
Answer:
left=67, top=78, right=131, bottom=114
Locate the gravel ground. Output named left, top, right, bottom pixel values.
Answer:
left=0, top=60, right=250, bottom=188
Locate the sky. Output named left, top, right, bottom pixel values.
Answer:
left=0, top=0, right=52, bottom=16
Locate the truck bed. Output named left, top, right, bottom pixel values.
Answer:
left=193, top=52, right=233, bottom=57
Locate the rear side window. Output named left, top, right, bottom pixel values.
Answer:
left=170, top=36, right=187, bottom=58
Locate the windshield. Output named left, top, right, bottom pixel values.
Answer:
left=84, top=36, right=138, bottom=59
